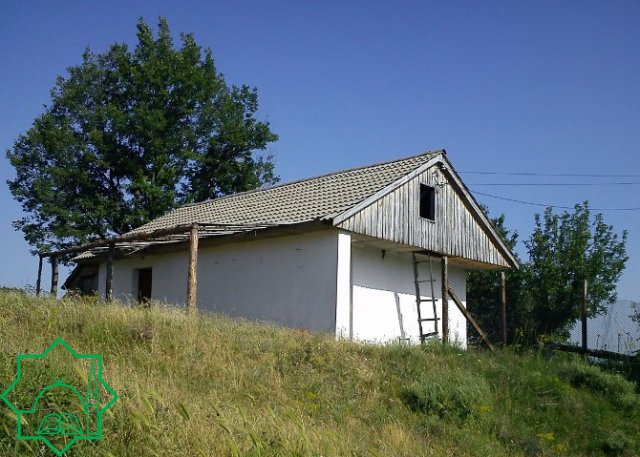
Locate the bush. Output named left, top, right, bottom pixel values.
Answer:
left=563, top=362, right=639, bottom=411
left=601, top=431, right=636, bottom=456
left=402, top=368, right=492, bottom=421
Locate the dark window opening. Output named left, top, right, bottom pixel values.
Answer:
left=136, top=268, right=152, bottom=305
left=78, top=274, right=98, bottom=296
left=419, top=184, right=436, bottom=220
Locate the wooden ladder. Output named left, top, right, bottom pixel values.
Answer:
left=412, top=252, right=440, bottom=343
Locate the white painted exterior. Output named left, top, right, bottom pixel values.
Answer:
left=96, top=228, right=467, bottom=346
left=334, top=232, right=352, bottom=338
left=350, top=244, right=467, bottom=347
left=98, top=230, right=340, bottom=333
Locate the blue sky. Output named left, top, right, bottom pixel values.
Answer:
left=0, top=1, right=638, bottom=301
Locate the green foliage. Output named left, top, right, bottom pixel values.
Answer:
left=632, top=301, right=640, bottom=331
left=468, top=202, right=628, bottom=344
left=525, top=203, right=628, bottom=338
left=562, top=362, right=639, bottom=411
left=402, top=368, right=491, bottom=421
left=7, top=18, right=278, bottom=253
left=601, top=431, right=636, bottom=456
left=1, top=291, right=639, bottom=456
left=466, top=211, right=530, bottom=344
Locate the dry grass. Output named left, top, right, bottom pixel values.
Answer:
left=0, top=290, right=638, bottom=456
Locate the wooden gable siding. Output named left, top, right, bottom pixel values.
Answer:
left=336, top=165, right=511, bottom=267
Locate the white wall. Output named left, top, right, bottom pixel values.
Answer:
left=351, top=244, right=467, bottom=346
left=334, top=232, right=352, bottom=339
left=98, top=230, right=340, bottom=333
left=96, top=230, right=470, bottom=345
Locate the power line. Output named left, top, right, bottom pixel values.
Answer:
left=471, top=190, right=640, bottom=211
left=469, top=182, right=640, bottom=186
left=461, top=171, right=640, bottom=178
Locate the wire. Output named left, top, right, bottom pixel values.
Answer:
left=471, top=190, right=640, bottom=211
left=469, top=182, right=640, bottom=186
left=461, top=171, right=640, bottom=178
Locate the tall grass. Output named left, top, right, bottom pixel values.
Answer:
left=0, top=290, right=638, bottom=456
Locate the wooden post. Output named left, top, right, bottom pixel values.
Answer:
left=582, top=279, right=588, bottom=351
left=105, top=242, right=115, bottom=302
left=50, top=256, right=58, bottom=297
left=36, top=254, right=43, bottom=296
left=500, top=271, right=507, bottom=346
left=448, top=286, right=495, bottom=352
left=441, top=256, right=448, bottom=345
left=186, top=224, right=199, bottom=314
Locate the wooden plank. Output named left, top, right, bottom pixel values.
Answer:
left=447, top=286, right=495, bottom=352
left=501, top=271, right=507, bottom=345
left=332, top=154, right=443, bottom=225
left=441, top=256, right=448, bottom=344
left=582, top=279, right=588, bottom=351
left=546, top=342, right=634, bottom=362
left=36, top=254, right=43, bottom=296
left=105, top=242, right=115, bottom=302
left=187, top=224, right=199, bottom=314
left=336, top=160, right=515, bottom=269
left=39, top=222, right=275, bottom=258
left=50, top=256, right=58, bottom=297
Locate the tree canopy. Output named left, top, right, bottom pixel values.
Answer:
left=524, top=203, right=628, bottom=337
left=467, top=202, right=628, bottom=344
left=7, top=18, right=278, bottom=253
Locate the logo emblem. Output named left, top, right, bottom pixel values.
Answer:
left=1, top=338, right=118, bottom=455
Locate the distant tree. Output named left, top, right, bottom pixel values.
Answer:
left=525, top=203, right=628, bottom=339
left=7, top=18, right=278, bottom=254
left=467, top=203, right=628, bottom=345
left=466, top=210, right=530, bottom=345
left=632, top=302, right=640, bottom=332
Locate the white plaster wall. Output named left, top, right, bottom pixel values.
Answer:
left=98, top=230, right=340, bottom=333
left=334, top=232, right=352, bottom=339
left=351, top=244, right=467, bottom=346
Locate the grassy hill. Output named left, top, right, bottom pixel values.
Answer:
left=0, top=290, right=638, bottom=457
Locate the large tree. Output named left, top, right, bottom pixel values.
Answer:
left=468, top=202, right=628, bottom=345
left=7, top=18, right=278, bottom=253
left=525, top=203, right=628, bottom=338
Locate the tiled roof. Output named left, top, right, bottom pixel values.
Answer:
left=130, top=150, right=442, bottom=233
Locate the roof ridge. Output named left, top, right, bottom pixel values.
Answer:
left=181, top=148, right=444, bottom=209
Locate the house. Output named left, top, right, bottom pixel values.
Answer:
left=62, top=149, right=518, bottom=345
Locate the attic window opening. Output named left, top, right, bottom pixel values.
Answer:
left=419, top=184, right=436, bottom=221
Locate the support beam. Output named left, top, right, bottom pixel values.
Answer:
left=582, top=279, right=588, bottom=351
left=37, top=222, right=277, bottom=259
left=186, top=224, right=199, bottom=314
left=50, top=256, right=58, bottom=297
left=36, top=254, right=43, bottom=296
left=441, top=256, right=449, bottom=344
left=500, top=271, right=507, bottom=346
left=448, top=286, right=495, bottom=352
left=105, top=242, right=115, bottom=302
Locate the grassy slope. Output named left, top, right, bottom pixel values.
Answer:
left=0, top=291, right=638, bottom=457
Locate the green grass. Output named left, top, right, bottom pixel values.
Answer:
left=0, top=290, right=638, bottom=456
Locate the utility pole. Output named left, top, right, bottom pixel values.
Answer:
left=500, top=271, right=507, bottom=346
left=581, top=279, right=588, bottom=351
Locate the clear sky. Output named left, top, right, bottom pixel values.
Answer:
left=0, top=1, right=638, bottom=301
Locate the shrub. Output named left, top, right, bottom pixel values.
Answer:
left=563, top=362, right=639, bottom=411
left=402, top=368, right=492, bottom=421
left=601, top=431, right=636, bottom=456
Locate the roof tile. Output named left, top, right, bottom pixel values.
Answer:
left=130, top=150, right=440, bottom=233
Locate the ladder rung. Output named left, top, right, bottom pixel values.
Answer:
left=418, top=298, right=437, bottom=303
left=419, top=317, right=441, bottom=322
left=421, top=332, right=439, bottom=339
